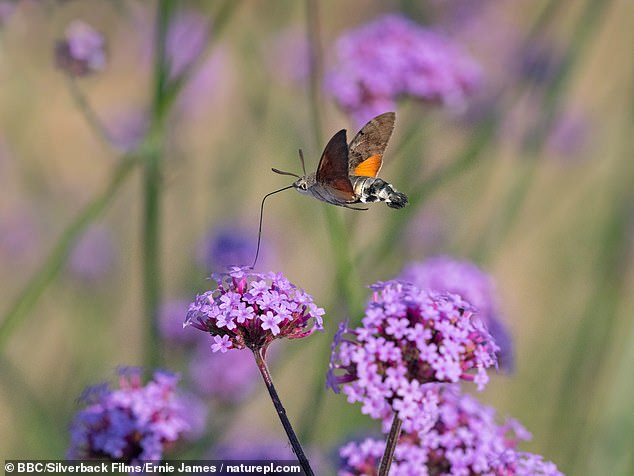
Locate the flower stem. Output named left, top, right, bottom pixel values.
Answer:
left=141, top=0, right=174, bottom=368
left=378, top=415, right=403, bottom=476
left=65, top=77, right=112, bottom=146
left=252, top=347, right=314, bottom=476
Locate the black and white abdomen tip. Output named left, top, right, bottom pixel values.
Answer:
left=351, top=176, right=409, bottom=209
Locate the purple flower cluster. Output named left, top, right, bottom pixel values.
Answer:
left=399, top=256, right=514, bottom=370
left=338, top=385, right=563, bottom=476
left=67, top=369, right=189, bottom=464
left=55, top=20, right=106, bottom=77
left=325, top=14, right=482, bottom=125
left=327, top=281, right=498, bottom=435
left=185, top=267, right=324, bottom=353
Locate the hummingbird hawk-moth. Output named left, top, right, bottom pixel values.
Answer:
left=272, top=112, right=408, bottom=210
left=250, top=112, right=408, bottom=268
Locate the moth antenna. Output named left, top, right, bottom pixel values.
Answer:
left=251, top=185, right=295, bottom=269
left=271, top=167, right=300, bottom=178
left=298, top=149, right=307, bottom=175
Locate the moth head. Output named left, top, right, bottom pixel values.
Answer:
left=292, top=176, right=310, bottom=193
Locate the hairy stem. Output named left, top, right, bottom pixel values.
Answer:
left=378, top=415, right=403, bottom=476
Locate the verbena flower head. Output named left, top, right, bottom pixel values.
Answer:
left=325, top=14, right=482, bottom=125
left=327, top=281, right=498, bottom=435
left=55, top=20, right=106, bottom=77
left=338, top=385, right=563, bottom=476
left=399, top=256, right=514, bottom=371
left=185, top=267, right=324, bottom=353
left=67, top=368, right=189, bottom=464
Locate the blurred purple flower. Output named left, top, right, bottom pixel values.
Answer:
left=55, top=20, right=106, bottom=77
left=188, top=345, right=258, bottom=400
left=176, top=391, right=209, bottom=441
left=196, top=225, right=268, bottom=272
left=325, top=14, right=483, bottom=125
left=0, top=1, right=16, bottom=26
left=67, top=368, right=189, bottom=464
left=546, top=109, right=592, bottom=159
left=104, top=108, right=149, bottom=153
left=177, top=47, right=231, bottom=116
left=338, top=385, right=562, bottom=475
left=266, top=28, right=310, bottom=85
left=399, top=256, right=514, bottom=371
left=68, top=225, right=116, bottom=282
left=327, top=281, right=498, bottom=435
left=516, top=41, right=564, bottom=87
left=185, top=267, right=324, bottom=353
left=0, top=206, right=41, bottom=262
left=159, top=299, right=202, bottom=346
left=166, top=9, right=209, bottom=79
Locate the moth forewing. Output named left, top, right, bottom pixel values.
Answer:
left=347, top=112, right=396, bottom=177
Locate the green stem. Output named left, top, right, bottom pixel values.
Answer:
left=0, top=158, right=136, bottom=351
left=304, top=0, right=363, bottom=315
left=142, top=0, right=174, bottom=369
left=65, top=77, right=112, bottom=146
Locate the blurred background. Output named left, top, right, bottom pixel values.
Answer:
left=0, top=0, right=632, bottom=474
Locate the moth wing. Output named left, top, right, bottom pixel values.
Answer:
left=352, top=155, right=383, bottom=177
left=316, top=129, right=355, bottom=200
left=348, top=112, right=396, bottom=177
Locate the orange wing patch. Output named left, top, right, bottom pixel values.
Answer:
left=353, top=155, right=383, bottom=177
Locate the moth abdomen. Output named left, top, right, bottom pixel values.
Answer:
left=351, top=176, right=408, bottom=209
